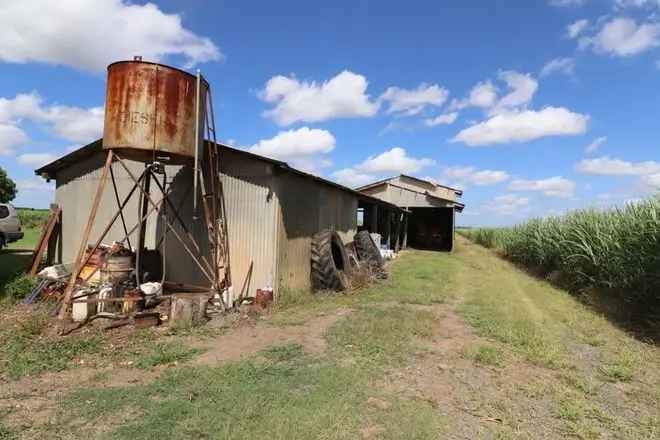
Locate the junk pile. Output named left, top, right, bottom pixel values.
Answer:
left=27, top=243, right=161, bottom=329
left=27, top=240, right=234, bottom=333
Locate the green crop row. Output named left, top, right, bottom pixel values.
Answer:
left=460, top=196, right=660, bottom=323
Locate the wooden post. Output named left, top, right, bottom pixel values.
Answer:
left=28, top=206, right=61, bottom=276
left=394, top=211, right=402, bottom=252
left=385, top=209, right=392, bottom=250
left=402, top=212, right=409, bottom=249
left=370, top=205, right=378, bottom=233
left=59, top=151, right=113, bottom=320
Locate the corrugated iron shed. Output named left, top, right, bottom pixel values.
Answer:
left=36, top=140, right=401, bottom=301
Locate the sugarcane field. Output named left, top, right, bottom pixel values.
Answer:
left=1, top=1, right=659, bottom=439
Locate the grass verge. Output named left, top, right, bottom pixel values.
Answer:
left=56, top=345, right=443, bottom=439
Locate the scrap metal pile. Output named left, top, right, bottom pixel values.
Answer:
left=26, top=241, right=227, bottom=332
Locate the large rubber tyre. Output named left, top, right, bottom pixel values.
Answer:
left=311, top=230, right=349, bottom=292
left=354, top=230, right=384, bottom=268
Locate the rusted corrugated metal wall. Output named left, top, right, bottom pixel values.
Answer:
left=50, top=146, right=357, bottom=300
left=54, top=152, right=175, bottom=264
left=274, top=172, right=357, bottom=299
left=51, top=148, right=279, bottom=298
left=220, top=151, right=279, bottom=299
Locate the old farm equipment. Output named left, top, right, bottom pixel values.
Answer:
left=58, top=58, right=231, bottom=326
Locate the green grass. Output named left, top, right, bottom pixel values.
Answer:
left=58, top=347, right=442, bottom=440
left=6, top=226, right=41, bottom=251
left=465, top=344, right=504, bottom=367
left=1, top=226, right=41, bottom=297
left=0, top=421, right=18, bottom=440
left=4, top=244, right=659, bottom=439
left=0, top=308, right=105, bottom=379
left=272, top=249, right=459, bottom=327
left=327, top=306, right=436, bottom=366
left=260, top=343, right=306, bottom=362
left=133, top=342, right=202, bottom=369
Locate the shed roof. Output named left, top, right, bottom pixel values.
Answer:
left=356, top=174, right=464, bottom=212
left=35, top=139, right=402, bottom=211
left=356, top=174, right=463, bottom=196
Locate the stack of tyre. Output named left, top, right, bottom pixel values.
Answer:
left=311, top=229, right=386, bottom=292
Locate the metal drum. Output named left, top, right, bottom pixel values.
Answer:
left=101, top=254, right=134, bottom=284
left=102, top=60, right=208, bottom=162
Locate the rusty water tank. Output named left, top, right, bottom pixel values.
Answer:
left=103, top=60, right=208, bottom=161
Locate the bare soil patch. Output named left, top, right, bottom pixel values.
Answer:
left=194, top=308, right=352, bottom=364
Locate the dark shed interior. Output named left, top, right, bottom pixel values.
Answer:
left=407, top=207, right=454, bottom=251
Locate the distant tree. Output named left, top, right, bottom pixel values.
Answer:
left=0, top=167, right=17, bottom=203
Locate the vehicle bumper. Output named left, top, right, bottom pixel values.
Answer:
left=5, top=231, right=24, bottom=243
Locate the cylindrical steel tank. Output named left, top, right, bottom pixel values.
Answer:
left=103, top=60, right=208, bottom=161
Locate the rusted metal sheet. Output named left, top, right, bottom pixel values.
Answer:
left=275, top=173, right=357, bottom=295
left=220, top=165, right=279, bottom=299
left=103, top=60, right=207, bottom=160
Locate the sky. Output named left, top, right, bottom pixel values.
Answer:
left=0, top=0, right=659, bottom=226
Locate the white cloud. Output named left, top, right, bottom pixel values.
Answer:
left=332, top=147, right=434, bottom=187
left=550, top=0, right=587, bottom=6
left=441, top=166, right=510, bottom=186
left=451, top=80, right=498, bottom=110
left=585, top=136, right=607, bottom=154
left=576, top=156, right=660, bottom=175
left=331, top=168, right=375, bottom=188
left=615, top=0, right=660, bottom=8
left=0, top=124, right=28, bottom=155
left=260, top=71, right=379, bottom=126
left=16, top=177, right=54, bottom=193
left=379, top=84, right=449, bottom=116
left=42, top=105, right=104, bottom=143
left=452, top=71, right=537, bottom=116
left=567, top=19, right=590, bottom=39
left=354, top=147, right=435, bottom=175
left=17, top=153, right=57, bottom=168
left=0, top=93, right=42, bottom=121
left=540, top=57, right=576, bottom=77
left=642, top=172, right=660, bottom=187
left=249, top=127, right=335, bottom=159
left=490, top=71, right=538, bottom=115
left=451, top=106, right=589, bottom=146
left=583, top=17, right=660, bottom=56
left=248, top=127, right=336, bottom=176
left=0, top=0, right=221, bottom=72
left=0, top=92, right=104, bottom=154
left=424, top=112, right=459, bottom=126
left=508, top=176, right=576, bottom=198
left=484, top=194, right=530, bottom=215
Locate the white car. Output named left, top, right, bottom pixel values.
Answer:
left=0, top=204, right=24, bottom=249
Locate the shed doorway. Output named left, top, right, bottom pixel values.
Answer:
left=407, top=207, right=454, bottom=251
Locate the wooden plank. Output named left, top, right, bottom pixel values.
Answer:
left=28, top=206, right=61, bottom=276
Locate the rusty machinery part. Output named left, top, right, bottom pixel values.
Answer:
left=103, top=60, right=208, bottom=162
left=353, top=230, right=387, bottom=279
left=310, top=230, right=350, bottom=292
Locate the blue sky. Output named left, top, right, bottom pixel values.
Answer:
left=1, top=0, right=659, bottom=225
